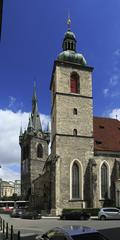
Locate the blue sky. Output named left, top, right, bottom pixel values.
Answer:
left=0, top=0, right=120, bottom=181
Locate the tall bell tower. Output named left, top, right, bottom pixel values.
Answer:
left=19, top=84, right=50, bottom=200
left=50, top=19, right=94, bottom=214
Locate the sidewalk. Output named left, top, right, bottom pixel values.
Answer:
left=0, top=230, right=37, bottom=240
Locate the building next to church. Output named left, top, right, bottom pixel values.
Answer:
left=0, top=179, right=21, bottom=198
left=19, top=19, right=120, bottom=215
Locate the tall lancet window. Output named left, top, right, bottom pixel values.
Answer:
left=70, top=72, right=80, bottom=94
left=101, top=163, right=108, bottom=198
left=37, top=144, right=43, bottom=158
left=72, top=162, right=80, bottom=198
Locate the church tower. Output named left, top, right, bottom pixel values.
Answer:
left=50, top=19, right=94, bottom=214
left=19, top=84, right=50, bottom=200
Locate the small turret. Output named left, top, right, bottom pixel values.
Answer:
left=27, top=115, right=33, bottom=132
left=19, top=126, right=23, bottom=145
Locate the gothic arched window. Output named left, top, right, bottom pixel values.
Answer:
left=101, top=163, right=108, bottom=199
left=37, top=144, right=43, bottom=158
left=70, top=72, right=80, bottom=94
left=72, top=162, right=80, bottom=198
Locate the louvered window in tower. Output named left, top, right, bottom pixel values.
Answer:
left=70, top=72, right=80, bottom=93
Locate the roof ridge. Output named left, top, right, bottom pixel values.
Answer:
left=94, top=116, right=120, bottom=121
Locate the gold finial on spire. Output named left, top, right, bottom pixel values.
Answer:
left=67, top=11, right=71, bottom=30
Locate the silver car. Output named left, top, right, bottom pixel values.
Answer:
left=98, top=207, right=120, bottom=220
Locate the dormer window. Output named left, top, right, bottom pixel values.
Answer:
left=99, top=125, right=104, bottom=129
left=95, top=140, right=102, bottom=145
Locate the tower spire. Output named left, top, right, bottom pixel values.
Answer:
left=31, top=82, right=42, bottom=132
left=57, top=16, right=87, bottom=65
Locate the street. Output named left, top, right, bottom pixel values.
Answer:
left=1, top=214, right=120, bottom=240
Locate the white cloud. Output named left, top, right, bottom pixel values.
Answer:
left=0, top=109, right=50, bottom=181
left=109, top=74, right=119, bottom=86
left=8, top=96, right=16, bottom=108
left=41, top=114, right=51, bottom=131
left=109, top=108, right=120, bottom=120
left=111, top=91, right=120, bottom=97
left=113, top=49, right=120, bottom=57
left=0, top=165, right=20, bottom=182
left=104, top=49, right=120, bottom=98
left=103, top=88, right=109, bottom=97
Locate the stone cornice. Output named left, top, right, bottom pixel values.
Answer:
left=51, top=92, right=93, bottom=115
left=94, top=150, right=120, bottom=157
left=51, top=133, right=93, bottom=148
left=50, top=60, right=94, bottom=90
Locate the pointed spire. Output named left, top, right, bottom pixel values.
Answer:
left=31, top=82, right=42, bottom=132
left=32, top=81, right=37, bottom=101
left=32, top=81, right=38, bottom=114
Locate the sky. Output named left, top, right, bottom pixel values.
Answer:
left=0, top=0, right=120, bottom=181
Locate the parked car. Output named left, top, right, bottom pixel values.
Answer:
left=98, top=207, right=120, bottom=220
left=35, top=226, right=109, bottom=240
left=10, top=208, right=25, bottom=218
left=60, top=211, right=90, bottom=220
left=3, top=207, right=13, bottom=213
left=20, top=210, right=41, bottom=219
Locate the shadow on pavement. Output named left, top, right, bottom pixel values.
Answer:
left=99, top=227, right=120, bottom=240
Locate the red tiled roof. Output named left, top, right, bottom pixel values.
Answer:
left=93, top=117, right=120, bottom=152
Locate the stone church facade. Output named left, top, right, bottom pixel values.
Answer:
left=20, top=22, right=120, bottom=215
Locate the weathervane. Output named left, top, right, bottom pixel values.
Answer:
left=67, top=10, right=71, bottom=30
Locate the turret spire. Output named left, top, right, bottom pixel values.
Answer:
left=32, top=81, right=38, bottom=114
left=27, top=115, right=33, bottom=130
left=30, top=82, right=42, bottom=132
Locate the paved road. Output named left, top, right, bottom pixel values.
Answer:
left=1, top=214, right=120, bottom=240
